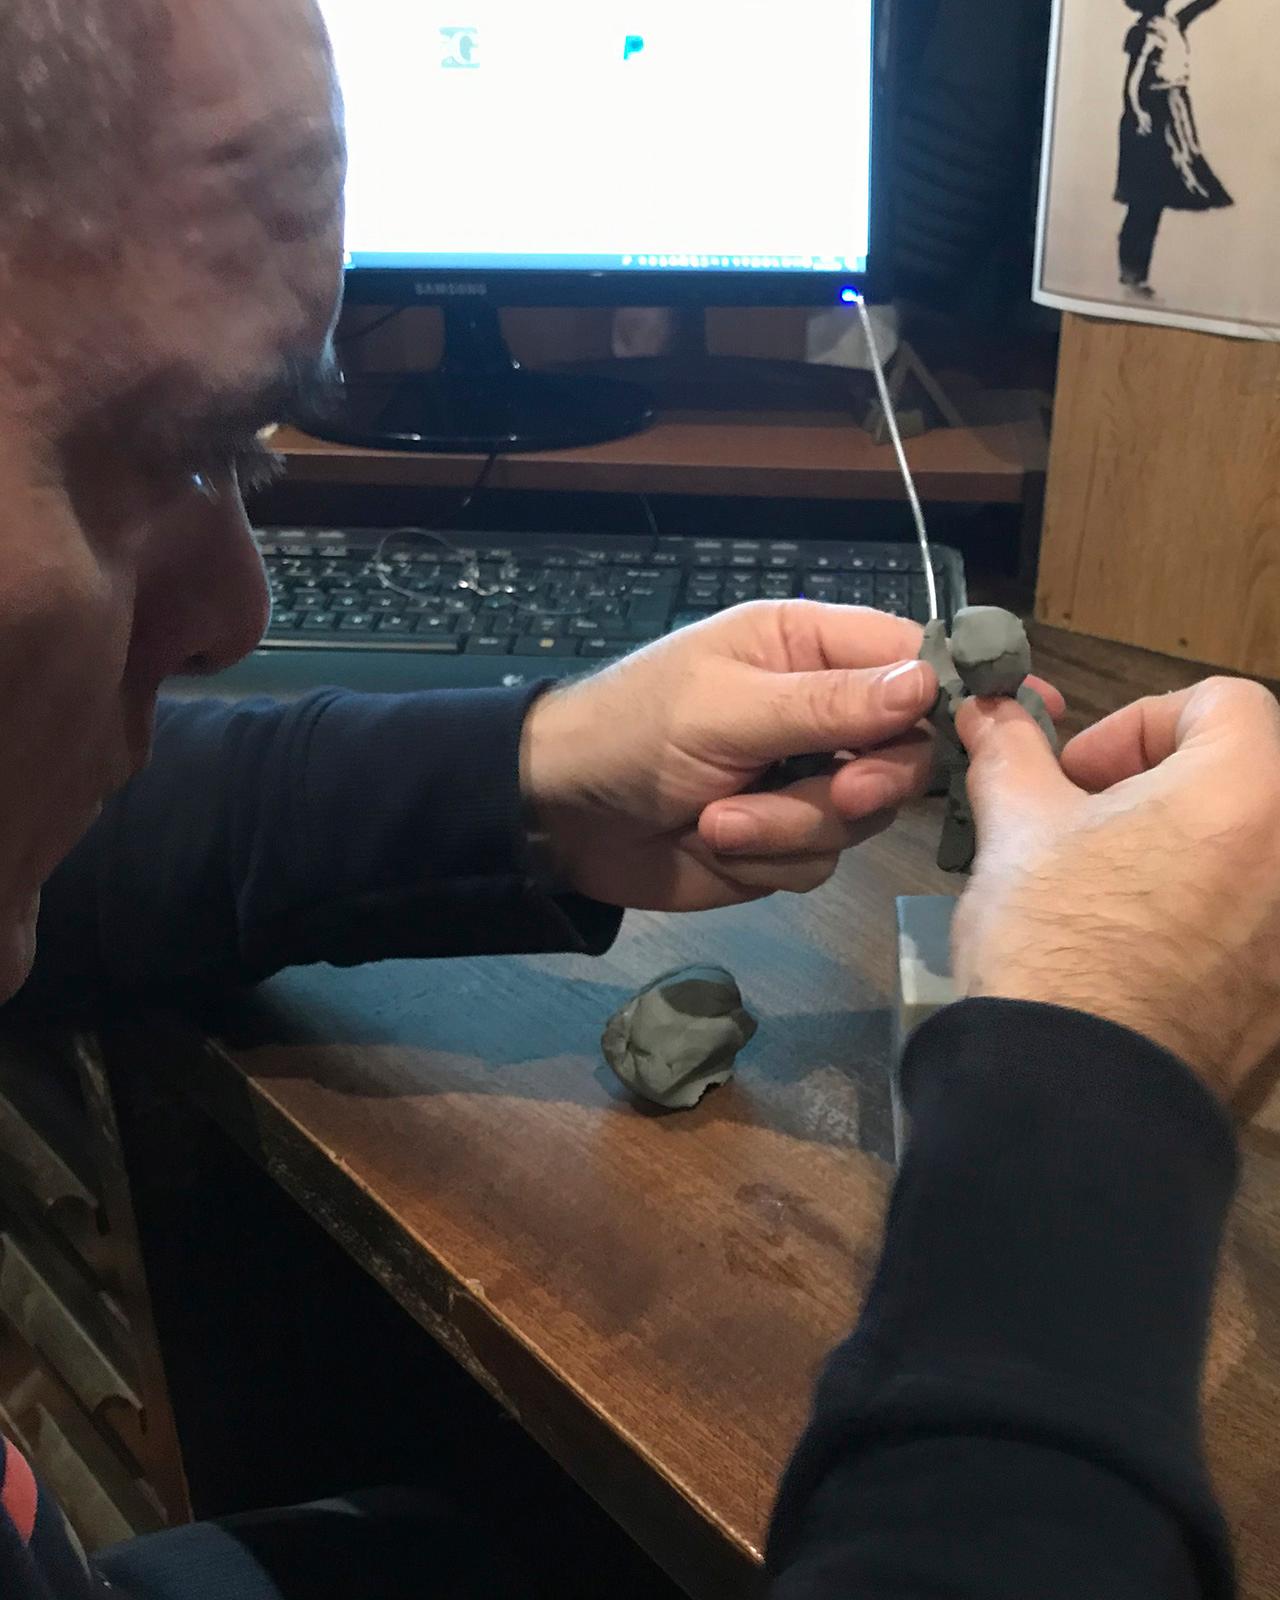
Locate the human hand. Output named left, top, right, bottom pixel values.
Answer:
left=953, top=678, right=1280, bottom=1104
left=1136, top=108, right=1154, bottom=136
left=520, top=602, right=941, bottom=912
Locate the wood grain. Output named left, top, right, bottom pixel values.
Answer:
left=272, top=413, right=1043, bottom=504
left=130, top=806, right=958, bottom=1599
left=1038, top=314, right=1280, bottom=677
left=122, top=627, right=1280, bottom=1598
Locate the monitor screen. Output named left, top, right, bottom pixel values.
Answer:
left=321, top=1, right=876, bottom=281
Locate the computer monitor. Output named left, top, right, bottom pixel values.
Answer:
left=312, top=1, right=888, bottom=453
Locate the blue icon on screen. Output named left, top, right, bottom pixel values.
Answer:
left=441, top=26, right=479, bottom=68
left=623, top=35, right=646, bottom=61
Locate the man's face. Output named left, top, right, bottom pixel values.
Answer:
left=0, top=0, right=345, bottom=999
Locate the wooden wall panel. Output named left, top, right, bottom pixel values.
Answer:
left=1038, top=314, right=1280, bottom=677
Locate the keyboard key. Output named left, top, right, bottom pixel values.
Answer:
left=294, top=593, right=328, bottom=611
left=879, top=552, right=912, bottom=573
left=840, top=582, right=876, bottom=605
left=269, top=610, right=299, bottom=630
left=513, top=635, right=578, bottom=657
left=416, top=615, right=457, bottom=636
left=517, top=612, right=576, bottom=633
left=365, top=594, right=399, bottom=611
left=620, top=569, right=677, bottom=586
left=578, top=638, right=621, bottom=659
left=301, top=612, right=337, bottom=631
left=337, top=613, right=376, bottom=631
left=375, top=615, right=418, bottom=635
left=627, top=596, right=672, bottom=624
left=908, top=552, right=947, bottom=575
left=466, top=634, right=516, bottom=654
left=331, top=593, right=364, bottom=611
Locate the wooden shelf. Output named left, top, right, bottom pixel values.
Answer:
left=274, top=410, right=1046, bottom=505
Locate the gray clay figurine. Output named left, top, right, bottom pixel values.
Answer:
left=920, top=607, right=1055, bottom=874
left=602, top=965, right=758, bottom=1110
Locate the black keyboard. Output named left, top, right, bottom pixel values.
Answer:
left=201, top=529, right=967, bottom=699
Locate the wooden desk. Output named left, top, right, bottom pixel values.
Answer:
left=115, top=625, right=1280, bottom=1600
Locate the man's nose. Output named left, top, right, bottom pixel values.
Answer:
left=133, top=475, right=271, bottom=684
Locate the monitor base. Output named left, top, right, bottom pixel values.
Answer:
left=303, top=303, right=656, bottom=454
left=299, top=370, right=657, bottom=455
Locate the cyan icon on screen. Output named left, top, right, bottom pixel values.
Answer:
left=623, top=35, right=646, bottom=61
left=441, top=26, right=479, bottom=68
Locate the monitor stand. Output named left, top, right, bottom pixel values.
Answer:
left=557, top=307, right=867, bottom=414
left=301, top=304, right=656, bottom=455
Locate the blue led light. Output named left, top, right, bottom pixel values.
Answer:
left=839, top=286, right=860, bottom=304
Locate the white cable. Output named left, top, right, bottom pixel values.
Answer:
left=853, top=294, right=939, bottom=623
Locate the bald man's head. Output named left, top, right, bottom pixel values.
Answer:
left=0, top=0, right=166, bottom=249
left=0, top=0, right=345, bottom=425
left=0, top=0, right=348, bottom=1003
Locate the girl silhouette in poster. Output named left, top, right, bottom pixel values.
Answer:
left=1116, top=0, right=1233, bottom=297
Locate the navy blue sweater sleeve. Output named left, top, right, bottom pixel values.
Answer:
left=24, top=689, right=620, bottom=999
left=768, top=998, right=1239, bottom=1600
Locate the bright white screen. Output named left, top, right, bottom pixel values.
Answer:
left=320, top=1, right=874, bottom=276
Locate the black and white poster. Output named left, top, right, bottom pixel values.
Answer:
left=1035, top=0, right=1280, bottom=339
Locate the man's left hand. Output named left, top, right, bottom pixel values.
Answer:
left=520, top=601, right=943, bottom=911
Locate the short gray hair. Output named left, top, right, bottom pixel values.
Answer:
left=0, top=0, right=165, bottom=242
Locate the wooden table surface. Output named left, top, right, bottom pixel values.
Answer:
left=143, top=624, right=1280, bottom=1600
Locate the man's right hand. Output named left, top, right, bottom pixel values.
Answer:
left=953, top=677, right=1280, bottom=1105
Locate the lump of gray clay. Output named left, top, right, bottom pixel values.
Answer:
left=949, top=606, right=1032, bottom=698
left=602, top=966, right=758, bottom=1110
